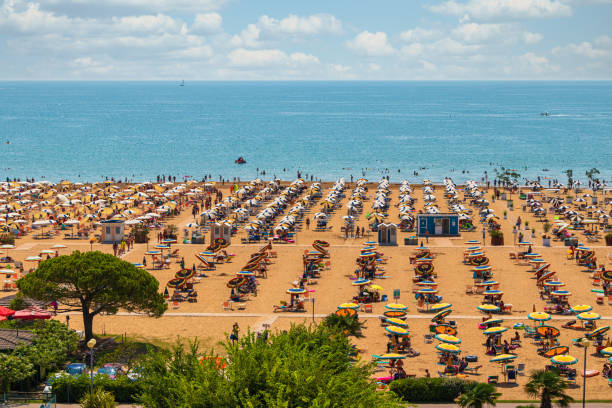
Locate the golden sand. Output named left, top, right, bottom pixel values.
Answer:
left=3, top=181, right=611, bottom=399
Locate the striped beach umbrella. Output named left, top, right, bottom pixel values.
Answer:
left=430, top=303, right=452, bottom=312
left=490, top=354, right=517, bottom=363
left=599, top=347, right=612, bottom=356
left=385, top=318, right=409, bottom=327
left=287, top=288, right=306, bottom=295
left=385, top=326, right=410, bottom=336
left=432, top=309, right=452, bottom=321
left=435, top=343, right=461, bottom=354
left=435, top=334, right=461, bottom=344
left=337, top=303, right=359, bottom=310
left=577, top=312, right=600, bottom=321
left=352, top=279, right=371, bottom=286
left=528, top=312, right=551, bottom=322
left=551, top=355, right=578, bottom=366
left=478, top=304, right=500, bottom=312
left=374, top=353, right=406, bottom=360
left=385, top=303, right=409, bottom=311
left=483, top=326, right=508, bottom=335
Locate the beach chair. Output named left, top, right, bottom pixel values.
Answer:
left=363, top=304, right=373, bottom=313
left=235, top=303, right=246, bottom=311
left=507, top=370, right=517, bottom=383
left=222, top=301, right=233, bottom=311
left=465, top=285, right=474, bottom=294
left=517, top=363, right=525, bottom=376
left=172, top=300, right=179, bottom=310
left=487, top=375, right=498, bottom=384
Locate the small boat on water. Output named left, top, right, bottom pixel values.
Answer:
left=235, top=156, right=246, bottom=164
left=179, top=80, right=185, bottom=87
left=540, top=112, right=549, bottom=116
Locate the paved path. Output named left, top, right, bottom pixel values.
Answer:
left=62, top=311, right=612, bottom=320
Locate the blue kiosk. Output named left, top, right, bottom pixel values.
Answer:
left=417, top=214, right=459, bottom=237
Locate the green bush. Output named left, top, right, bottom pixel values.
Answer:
left=389, top=377, right=478, bottom=403
left=52, top=374, right=142, bottom=403
left=79, top=388, right=117, bottom=408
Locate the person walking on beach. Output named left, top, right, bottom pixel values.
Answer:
left=305, top=218, right=310, bottom=230
left=230, top=322, right=240, bottom=345
left=425, top=230, right=429, bottom=243
left=482, top=226, right=486, bottom=245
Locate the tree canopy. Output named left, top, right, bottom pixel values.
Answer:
left=138, top=323, right=402, bottom=408
left=17, top=251, right=167, bottom=341
left=525, top=369, right=573, bottom=408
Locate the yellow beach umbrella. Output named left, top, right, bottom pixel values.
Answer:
left=435, top=343, right=461, bottom=354
left=528, top=312, right=551, bottom=322
left=385, top=303, right=409, bottom=311
left=430, top=303, right=452, bottom=312
left=601, top=347, right=612, bottom=356
left=385, top=318, right=408, bottom=327
left=435, top=334, right=461, bottom=344
left=370, top=284, right=384, bottom=291
left=385, top=325, right=410, bottom=336
left=337, top=303, right=359, bottom=310
left=571, top=305, right=592, bottom=313
left=483, top=326, right=508, bottom=335
left=577, top=312, right=600, bottom=321
left=478, top=304, right=500, bottom=312
left=551, top=355, right=578, bottom=365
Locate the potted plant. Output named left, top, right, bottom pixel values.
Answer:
left=566, top=195, right=573, bottom=204
left=606, top=232, right=612, bottom=246
left=503, top=210, right=507, bottom=220
left=524, top=220, right=529, bottom=230
left=165, top=224, right=178, bottom=240
left=133, top=224, right=150, bottom=243
left=0, top=232, right=15, bottom=245
left=542, top=222, right=552, bottom=247
left=531, top=228, right=536, bottom=238
left=490, top=229, right=504, bottom=246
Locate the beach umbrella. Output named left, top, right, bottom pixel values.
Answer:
left=418, top=288, right=438, bottom=294
left=352, top=279, right=371, bottom=286
left=416, top=280, right=437, bottom=286
left=432, top=309, right=452, bottom=321
left=483, top=290, right=503, bottom=296
left=287, top=288, right=306, bottom=295
left=551, top=355, right=578, bottom=366
left=385, top=317, right=408, bottom=327
left=536, top=326, right=561, bottom=337
left=601, top=347, right=612, bottom=356
left=175, top=269, right=195, bottom=279
left=0, top=306, right=15, bottom=317
left=602, top=271, right=612, bottom=281
left=167, top=278, right=186, bottom=289
left=370, top=284, right=384, bottom=291
left=375, top=353, right=406, bottom=360
left=478, top=304, right=500, bottom=312
left=435, top=343, right=461, bottom=354
left=385, top=326, right=410, bottom=336
left=435, top=334, right=461, bottom=344
left=25, top=256, right=42, bottom=261
left=132, top=263, right=145, bottom=269
left=430, top=303, right=452, bottom=312
left=571, top=305, right=592, bottom=313
left=528, top=312, right=551, bottom=322
left=543, top=281, right=565, bottom=287
left=551, top=290, right=571, bottom=297
left=337, top=303, right=359, bottom=310
left=237, top=270, right=254, bottom=276
left=13, top=307, right=52, bottom=320
left=51, top=244, right=67, bottom=249
left=482, top=318, right=503, bottom=326
left=490, top=354, right=517, bottom=363
left=385, top=303, right=409, bottom=311
left=587, top=326, right=609, bottom=339
left=577, top=312, right=600, bottom=321
left=145, top=250, right=161, bottom=256
left=483, top=326, right=508, bottom=335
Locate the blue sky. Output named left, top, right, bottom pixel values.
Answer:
left=0, top=0, right=611, bottom=79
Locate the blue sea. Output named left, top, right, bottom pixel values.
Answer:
left=1, top=81, right=610, bottom=184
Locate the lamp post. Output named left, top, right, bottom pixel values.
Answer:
left=87, top=338, right=97, bottom=396
left=580, top=338, right=590, bottom=408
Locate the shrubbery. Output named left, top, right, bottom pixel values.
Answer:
left=52, top=374, right=142, bottom=403
left=389, top=377, right=478, bottom=403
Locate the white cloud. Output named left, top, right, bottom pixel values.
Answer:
left=399, top=28, right=440, bottom=42
left=431, top=38, right=480, bottom=54
left=347, top=31, right=394, bottom=56
left=517, top=52, right=557, bottom=73
left=257, top=13, right=342, bottom=35
left=332, top=64, right=351, bottom=73
left=430, top=0, right=572, bottom=20
left=112, top=14, right=183, bottom=34
left=368, top=62, right=381, bottom=71
left=0, top=0, right=72, bottom=33
left=400, top=43, right=424, bottom=57
left=595, top=35, right=612, bottom=47
left=552, top=41, right=610, bottom=58
left=227, top=48, right=319, bottom=67
left=36, top=0, right=227, bottom=14
left=523, top=31, right=543, bottom=44
left=230, top=23, right=261, bottom=48
left=191, top=12, right=222, bottom=33
left=452, top=23, right=508, bottom=42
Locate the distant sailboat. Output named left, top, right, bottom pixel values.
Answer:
left=179, top=80, right=185, bottom=87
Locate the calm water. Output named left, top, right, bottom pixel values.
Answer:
left=1, top=81, right=610, bottom=183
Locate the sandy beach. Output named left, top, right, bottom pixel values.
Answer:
left=2, top=178, right=611, bottom=400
